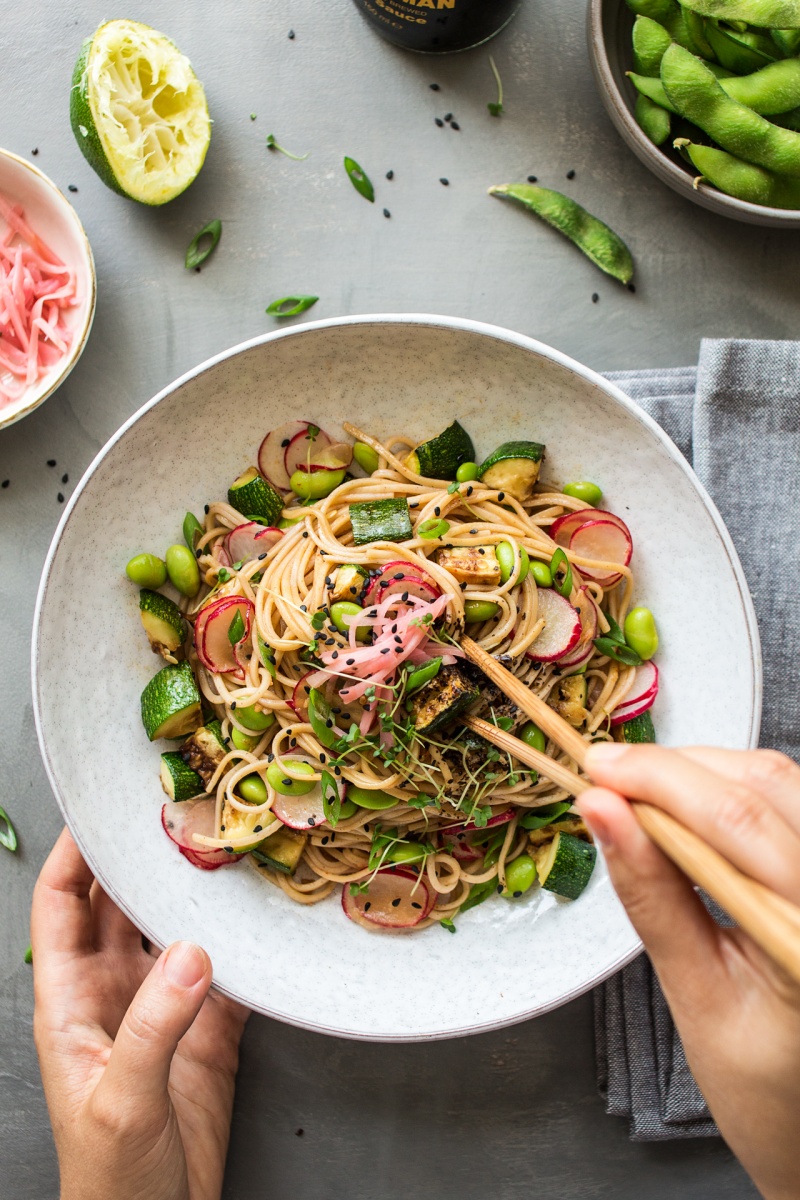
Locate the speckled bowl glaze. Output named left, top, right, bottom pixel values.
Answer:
left=588, top=0, right=800, bottom=228
left=32, top=316, right=761, bottom=1042
left=0, top=148, right=96, bottom=430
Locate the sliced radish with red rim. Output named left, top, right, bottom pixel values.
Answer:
left=308, top=442, right=353, bottom=472
left=284, top=425, right=332, bottom=479
left=162, top=799, right=243, bottom=865
left=179, top=845, right=240, bottom=870
left=525, top=590, right=582, bottom=663
left=195, top=596, right=255, bottom=676
left=224, top=523, right=283, bottom=564
left=258, top=420, right=311, bottom=491
left=364, top=562, right=441, bottom=606
left=341, top=867, right=435, bottom=929
left=609, top=661, right=659, bottom=725
left=551, top=508, right=631, bottom=549
left=558, top=587, right=598, bottom=666
left=569, top=520, right=632, bottom=587
left=270, top=758, right=345, bottom=830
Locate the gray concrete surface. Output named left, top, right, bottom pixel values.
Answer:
left=0, top=0, right=778, bottom=1195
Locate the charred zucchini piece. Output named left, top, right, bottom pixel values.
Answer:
left=408, top=664, right=480, bottom=735
left=435, top=544, right=501, bottom=585
left=251, top=825, right=307, bottom=874
left=615, top=710, right=656, bottom=744
left=180, top=720, right=228, bottom=785
left=548, top=675, right=587, bottom=727
left=139, top=589, right=185, bottom=659
left=405, top=420, right=474, bottom=479
left=477, top=440, right=545, bottom=503
left=328, top=563, right=370, bottom=603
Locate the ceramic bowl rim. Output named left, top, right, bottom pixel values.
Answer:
left=31, top=314, right=763, bottom=1040
left=587, top=0, right=800, bottom=228
left=0, top=147, right=97, bottom=431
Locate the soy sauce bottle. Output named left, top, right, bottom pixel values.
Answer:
left=351, top=0, right=521, bottom=53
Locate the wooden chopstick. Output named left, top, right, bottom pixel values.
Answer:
left=461, top=637, right=800, bottom=986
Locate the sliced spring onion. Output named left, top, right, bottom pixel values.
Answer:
left=418, top=518, right=450, bottom=539
left=0, top=806, right=18, bottom=853
left=604, top=612, right=626, bottom=644
left=519, top=801, right=571, bottom=830
left=227, top=609, right=245, bottom=645
left=593, top=636, right=642, bottom=667
left=257, top=634, right=277, bottom=677
left=321, top=770, right=341, bottom=827
left=550, top=547, right=573, bottom=599
left=344, top=156, right=375, bottom=202
left=266, top=133, right=309, bottom=161
left=24, top=944, right=32, bottom=965
left=265, top=295, right=319, bottom=317
left=185, top=220, right=221, bottom=269
left=406, top=657, right=442, bottom=694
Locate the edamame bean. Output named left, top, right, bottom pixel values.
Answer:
left=624, top=606, right=659, bottom=661
left=519, top=722, right=546, bottom=752
left=339, top=798, right=358, bottom=820
left=236, top=704, right=276, bottom=731
left=330, top=601, right=370, bottom=642
left=290, top=468, right=346, bottom=500
left=237, top=773, right=269, bottom=805
left=353, top=441, right=379, bottom=474
left=496, top=541, right=530, bottom=585
left=347, top=784, right=398, bottom=810
left=661, top=45, right=800, bottom=178
left=266, top=759, right=315, bottom=796
left=125, top=553, right=167, bottom=589
left=165, top=544, right=201, bottom=597
left=632, top=15, right=672, bottom=76
left=562, top=481, right=603, bottom=506
left=231, top=727, right=259, bottom=751
left=278, top=517, right=303, bottom=529
left=388, top=843, right=426, bottom=864
left=636, top=94, right=672, bottom=145
left=489, top=184, right=634, bottom=285
left=501, top=853, right=537, bottom=898
left=464, top=599, right=501, bottom=624
left=456, top=461, right=480, bottom=483
left=529, top=560, right=553, bottom=588
left=679, top=139, right=800, bottom=206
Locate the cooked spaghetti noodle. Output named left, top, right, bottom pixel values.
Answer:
left=139, top=418, right=658, bottom=932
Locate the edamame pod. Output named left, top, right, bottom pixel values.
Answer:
left=636, top=93, right=673, bottom=144
left=704, top=21, right=776, bottom=73
left=677, top=0, right=800, bottom=26
left=682, top=9, right=715, bottom=59
left=632, top=15, right=672, bottom=76
left=629, top=72, right=678, bottom=113
left=661, top=45, right=800, bottom=178
left=625, top=0, right=695, bottom=49
left=717, top=56, right=800, bottom=115
left=488, top=184, right=634, bottom=285
left=678, top=138, right=800, bottom=206
left=772, top=28, right=800, bottom=55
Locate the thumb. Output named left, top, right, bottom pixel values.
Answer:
left=99, top=941, right=211, bottom=1110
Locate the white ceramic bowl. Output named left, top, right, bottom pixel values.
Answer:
left=32, top=316, right=761, bottom=1041
left=0, top=148, right=96, bottom=430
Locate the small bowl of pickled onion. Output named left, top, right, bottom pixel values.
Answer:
left=0, top=147, right=96, bottom=431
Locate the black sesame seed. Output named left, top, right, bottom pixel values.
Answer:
left=322, top=835, right=329, bottom=845
left=451, top=121, right=460, bottom=130
left=429, top=83, right=440, bottom=90
left=308, top=816, right=316, bottom=826
left=224, top=847, right=234, bottom=854
left=68, top=185, right=78, bottom=193
left=401, top=591, right=409, bottom=602
left=497, top=492, right=505, bottom=501
left=290, top=737, right=297, bottom=747
left=281, top=437, right=291, bottom=447
left=231, top=700, right=237, bottom=710
left=497, top=884, right=503, bottom=893
left=411, top=901, right=422, bottom=910
left=435, top=117, right=444, bottom=127
left=31, top=148, right=38, bottom=156
left=303, top=685, right=310, bottom=695
left=258, top=551, right=268, bottom=560
left=386, top=170, right=394, bottom=180
left=47, top=459, right=56, bottom=467
left=527, top=175, right=538, bottom=183
left=460, top=582, right=467, bottom=590
left=325, top=718, right=334, bottom=728
left=628, top=283, right=636, bottom=293
left=444, top=112, right=453, bottom=122
left=513, top=890, right=522, bottom=898
left=61, top=473, right=68, bottom=484
left=567, top=169, right=576, bottom=179
left=380, top=647, right=390, bottom=654
left=204, top=503, right=210, bottom=514
left=302, top=531, right=309, bottom=538
left=288, top=29, right=295, bottom=38
left=195, top=266, right=201, bottom=273
left=364, top=901, right=371, bottom=911
left=254, top=825, right=263, bottom=833
left=466, top=486, right=473, bottom=497
left=346, top=657, right=355, bottom=665
left=334, top=766, right=342, bottom=775
left=282, top=778, right=293, bottom=786
left=439, top=178, right=449, bottom=186
left=220, top=825, right=226, bottom=832
left=409, top=501, right=418, bottom=509
left=592, top=293, right=599, bottom=304
left=1, top=480, right=8, bottom=489
left=393, top=571, right=404, bottom=580
left=391, top=898, right=402, bottom=907
left=394, top=635, right=402, bottom=644
left=383, top=208, right=391, bottom=218
left=57, top=493, right=64, bottom=503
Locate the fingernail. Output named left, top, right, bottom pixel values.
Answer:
left=585, top=741, right=629, bottom=768
left=163, top=941, right=207, bottom=988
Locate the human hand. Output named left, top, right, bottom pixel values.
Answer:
left=31, top=829, right=249, bottom=1200
left=578, top=744, right=800, bottom=1200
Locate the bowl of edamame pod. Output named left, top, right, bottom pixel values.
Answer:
left=588, top=0, right=800, bottom=226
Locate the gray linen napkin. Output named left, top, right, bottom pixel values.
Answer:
left=595, top=338, right=800, bottom=1141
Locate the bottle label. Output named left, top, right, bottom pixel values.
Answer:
left=352, top=0, right=520, bottom=52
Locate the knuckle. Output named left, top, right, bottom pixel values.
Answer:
left=713, top=781, right=767, bottom=843
left=748, top=749, right=800, bottom=791
left=89, top=1090, right=131, bottom=1139
left=123, top=999, right=165, bottom=1049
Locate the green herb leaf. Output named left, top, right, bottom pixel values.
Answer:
left=418, top=518, right=451, bottom=539
left=440, top=917, right=457, bottom=933
left=310, top=610, right=326, bottom=631
left=227, top=610, right=246, bottom=646
left=183, top=511, right=204, bottom=550
left=257, top=635, right=277, bottom=677
left=266, top=295, right=319, bottom=318
left=471, top=805, right=492, bottom=829
left=349, top=881, right=370, bottom=896
left=605, top=613, right=626, bottom=644
left=487, top=55, right=504, bottom=117
left=447, top=480, right=460, bottom=494
left=306, top=424, right=320, bottom=440
left=0, top=806, right=17, bottom=853
left=344, top=156, right=375, bottom=202
left=593, top=637, right=642, bottom=667
left=550, top=547, right=573, bottom=599
left=24, top=943, right=32, bottom=965
left=217, top=567, right=231, bottom=583
left=266, top=133, right=310, bottom=161
left=185, top=219, right=222, bottom=269
left=321, top=770, right=342, bottom=827
left=405, top=794, right=433, bottom=810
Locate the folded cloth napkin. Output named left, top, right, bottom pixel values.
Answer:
left=594, top=338, right=800, bottom=1141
